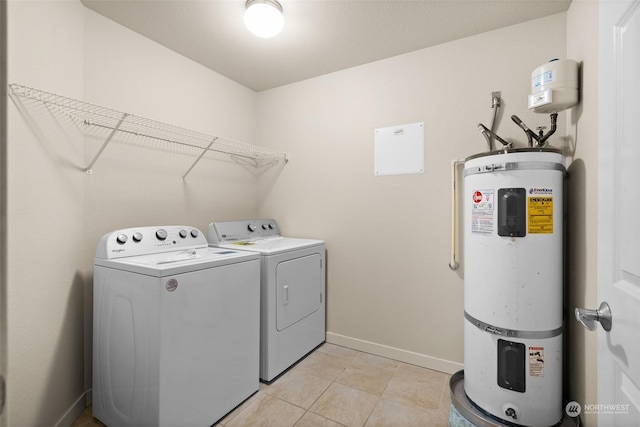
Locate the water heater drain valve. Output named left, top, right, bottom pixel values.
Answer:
left=503, top=404, right=520, bottom=420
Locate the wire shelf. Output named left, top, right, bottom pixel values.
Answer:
left=8, top=83, right=288, bottom=178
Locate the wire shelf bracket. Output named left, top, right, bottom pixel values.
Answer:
left=8, top=83, right=289, bottom=178
left=85, top=112, right=128, bottom=174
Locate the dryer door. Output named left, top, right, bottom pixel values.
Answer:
left=276, top=254, right=322, bottom=331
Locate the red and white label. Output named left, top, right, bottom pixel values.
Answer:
left=471, top=189, right=494, bottom=235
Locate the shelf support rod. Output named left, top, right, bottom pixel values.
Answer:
left=85, top=112, right=129, bottom=174
left=182, top=137, right=218, bottom=181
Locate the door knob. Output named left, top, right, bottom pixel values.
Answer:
left=575, top=302, right=612, bottom=332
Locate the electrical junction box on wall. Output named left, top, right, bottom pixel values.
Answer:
left=374, top=122, right=424, bottom=176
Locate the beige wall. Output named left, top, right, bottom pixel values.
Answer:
left=566, top=1, right=599, bottom=425
left=81, top=7, right=260, bottom=253
left=256, top=14, right=568, bottom=372
left=0, top=2, right=7, bottom=426
left=7, top=2, right=260, bottom=425
left=8, top=2, right=86, bottom=426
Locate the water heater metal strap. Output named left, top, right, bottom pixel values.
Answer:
left=465, top=311, right=563, bottom=339
left=463, top=161, right=566, bottom=177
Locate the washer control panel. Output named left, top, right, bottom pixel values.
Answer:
left=96, top=225, right=206, bottom=259
left=209, top=219, right=280, bottom=244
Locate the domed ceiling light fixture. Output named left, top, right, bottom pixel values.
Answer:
left=244, top=0, right=284, bottom=38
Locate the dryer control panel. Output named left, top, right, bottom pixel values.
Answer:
left=209, top=219, right=281, bottom=244
left=95, top=226, right=207, bottom=259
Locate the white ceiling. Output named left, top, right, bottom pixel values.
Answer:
left=81, top=0, right=572, bottom=92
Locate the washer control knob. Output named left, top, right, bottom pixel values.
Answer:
left=116, top=234, right=128, bottom=244
left=179, top=230, right=188, bottom=238
left=132, top=232, right=143, bottom=242
left=269, top=223, right=275, bottom=229
left=191, top=229, right=199, bottom=238
left=248, top=224, right=257, bottom=232
left=262, top=224, right=269, bottom=230
left=156, top=229, right=168, bottom=241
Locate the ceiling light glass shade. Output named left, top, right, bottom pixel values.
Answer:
left=244, top=0, right=284, bottom=38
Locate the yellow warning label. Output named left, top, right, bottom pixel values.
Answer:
left=528, top=196, right=553, bottom=234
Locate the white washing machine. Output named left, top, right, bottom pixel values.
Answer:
left=93, top=225, right=260, bottom=427
left=208, top=219, right=326, bottom=382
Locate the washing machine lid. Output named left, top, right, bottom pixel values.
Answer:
left=215, top=237, right=324, bottom=255
left=94, top=225, right=259, bottom=276
left=95, top=247, right=259, bottom=276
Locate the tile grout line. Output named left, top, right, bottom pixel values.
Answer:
left=359, top=359, right=402, bottom=427
left=297, top=363, right=345, bottom=427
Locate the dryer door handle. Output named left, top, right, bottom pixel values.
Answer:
left=283, top=285, right=289, bottom=305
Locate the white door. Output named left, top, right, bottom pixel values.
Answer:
left=276, top=254, right=322, bottom=331
left=598, top=0, right=640, bottom=425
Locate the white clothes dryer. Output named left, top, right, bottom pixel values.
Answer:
left=93, top=225, right=260, bottom=427
left=209, top=219, right=326, bottom=382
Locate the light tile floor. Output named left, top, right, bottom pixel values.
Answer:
left=72, top=343, right=452, bottom=427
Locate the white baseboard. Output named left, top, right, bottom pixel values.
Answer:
left=326, top=332, right=463, bottom=375
left=54, top=389, right=90, bottom=427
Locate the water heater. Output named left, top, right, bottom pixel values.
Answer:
left=463, top=148, right=565, bottom=426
